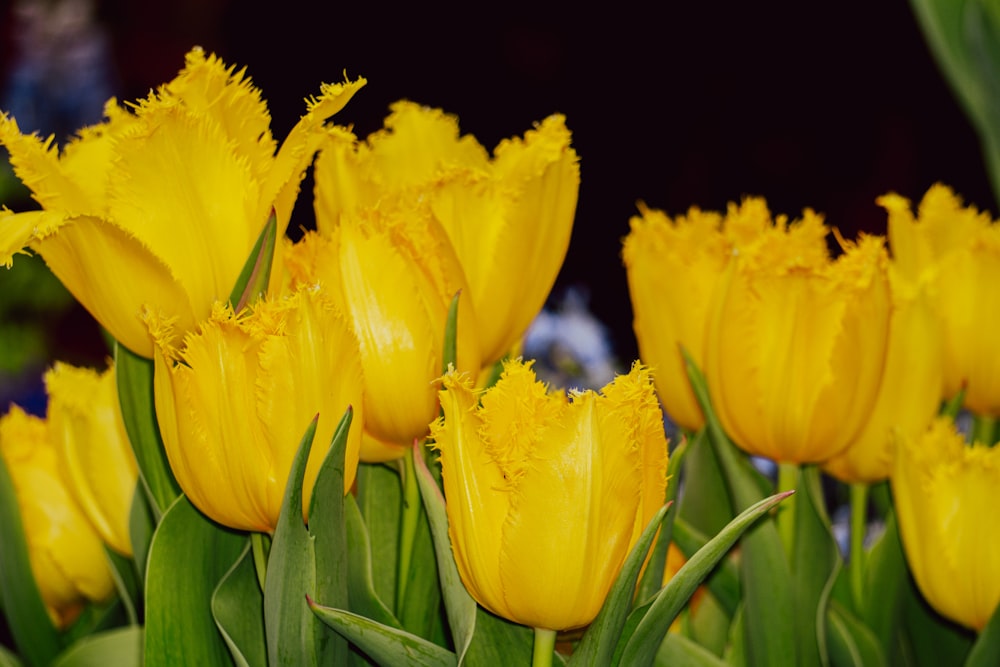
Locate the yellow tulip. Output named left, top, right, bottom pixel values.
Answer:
left=0, top=405, right=113, bottom=628
left=429, top=359, right=668, bottom=631
left=892, top=417, right=1000, bottom=631
left=822, top=271, right=943, bottom=483
left=146, top=287, right=364, bottom=533
left=313, top=102, right=579, bottom=366
left=285, top=198, right=480, bottom=458
left=0, top=47, right=364, bottom=357
left=883, top=184, right=1000, bottom=415
left=704, top=208, right=891, bottom=463
left=45, top=361, right=138, bottom=556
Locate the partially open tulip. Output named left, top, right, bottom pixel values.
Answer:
left=883, top=184, right=1000, bottom=415
left=313, top=103, right=579, bottom=366
left=146, top=287, right=364, bottom=533
left=704, top=208, right=891, bottom=463
left=0, top=405, right=113, bottom=627
left=46, top=362, right=138, bottom=556
left=892, top=417, right=1000, bottom=631
left=0, top=47, right=364, bottom=357
left=286, top=197, right=480, bottom=459
left=430, top=359, right=668, bottom=631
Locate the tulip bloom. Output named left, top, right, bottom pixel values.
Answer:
left=0, top=405, right=113, bottom=628
left=146, top=287, right=364, bottom=533
left=313, top=102, right=579, bottom=366
left=883, top=185, right=1000, bottom=415
left=704, top=209, right=891, bottom=463
left=0, top=47, right=364, bottom=357
left=892, top=417, right=1000, bottom=631
left=45, top=362, right=138, bottom=556
left=285, top=200, right=480, bottom=459
left=430, top=359, right=668, bottom=631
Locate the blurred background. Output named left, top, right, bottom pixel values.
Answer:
left=0, top=0, right=994, bottom=406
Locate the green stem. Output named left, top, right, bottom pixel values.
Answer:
left=973, top=414, right=997, bottom=446
left=396, top=446, right=421, bottom=612
left=532, top=628, right=557, bottom=667
left=848, top=483, right=869, bottom=613
left=251, top=532, right=271, bottom=591
left=776, top=462, right=799, bottom=556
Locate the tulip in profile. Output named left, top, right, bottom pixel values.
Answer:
left=892, top=417, right=1000, bottom=631
left=0, top=405, right=113, bottom=627
left=430, top=359, right=668, bottom=631
left=146, top=287, right=364, bottom=533
left=0, top=47, right=364, bottom=357
left=46, top=361, right=138, bottom=556
left=313, top=102, right=579, bottom=366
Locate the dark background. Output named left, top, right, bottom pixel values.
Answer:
left=3, top=0, right=996, bottom=368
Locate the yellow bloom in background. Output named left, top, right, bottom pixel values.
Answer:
left=45, top=361, right=138, bottom=556
left=892, top=417, right=1000, bottom=631
left=0, top=405, right=113, bottom=628
left=883, top=185, right=1000, bottom=415
left=146, top=287, right=364, bottom=533
left=0, top=47, right=364, bottom=357
left=704, top=208, right=891, bottom=463
left=430, top=359, right=668, bottom=631
left=823, top=271, right=943, bottom=483
left=285, top=199, right=480, bottom=460
left=313, top=103, right=579, bottom=366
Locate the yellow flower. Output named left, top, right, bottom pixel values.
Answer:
left=429, top=359, right=668, bottom=631
left=822, top=271, right=943, bottom=483
left=0, top=47, right=364, bottom=357
left=883, top=185, right=1000, bottom=415
left=45, top=361, right=138, bottom=556
left=313, top=102, right=579, bottom=366
left=0, top=405, right=113, bottom=628
left=703, top=207, right=891, bottom=463
left=892, top=417, right=1000, bottom=631
left=146, top=287, right=364, bottom=533
left=285, top=198, right=480, bottom=459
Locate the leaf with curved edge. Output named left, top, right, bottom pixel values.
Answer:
left=229, top=210, right=277, bottom=313
left=826, top=599, right=885, bottom=667
left=104, top=546, right=139, bottom=626
left=654, top=632, right=728, bottom=667
left=966, top=600, right=1000, bottom=667
left=355, top=463, right=402, bottom=610
left=115, top=343, right=180, bottom=519
left=144, top=494, right=245, bottom=667
left=308, top=601, right=457, bottom=667
left=0, top=644, right=22, bottom=667
left=212, top=541, right=266, bottom=667
left=0, top=448, right=62, bottom=667
left=671, top=518, right=740, bottom=616
left=51, top=626, right=143, bottom=667
left=617, top=491, right=795, bottom=667
left=344, top=493, right=402, bottom=630
left=636, top=438, right=689, bottom=606
left=128, top=478, right=154, bottom=591
left=861, top=511, right=905, bottom=657
left=569, top=503, right=670, bottom=667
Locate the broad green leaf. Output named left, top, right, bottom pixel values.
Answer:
left=654, top=632, right=728, bottom=667
left=461, top=609, right=533, bottom=666
left=966, top=601, right=1000, bottom=666
left=115, top=343, right=181, bottom=518
left=616, top=491, right=794, bottom=667
left=128, top=479, right=155, bottom=591
left=0, top=447, right=62, bottom=667
left=144, top=494, right=245, bottom=666
left=104, top=546, right=139, bottom=626
left=683, top=349, right=796, bottom=667
left=413, top=441, right=476, bottom=664
left=211, top=541, right=266, bottom=667
left=826, top=600, right=886, bottom=667
left=677, top=428, right=734, bottom=539
left=899, top=566, right=973, bottom=667
left=229, top=210, right=277, bottom=313
left=671, top=518, right=740, bottom=616
left=344, top=493, right=403, bottom=629
left=861, top=511, right=906, bottom=658
left=686, top=588, right=733, bottom=657
left=355, top=463, right=401, bottom=609
left=636, top=438, right=689, bottom=605
left=308, top=603, right=456, bottom=667
left=570, top=504, right=669, bottom=667
left=51, top=626, right=143, bottom=667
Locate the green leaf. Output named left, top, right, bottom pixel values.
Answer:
left=104, top=546, right=140, bottom=626
left=128, top=478, right=155, bottom=591
left=462, top=609, right=533, bottom=666
left=677, top=427, right=734, bottom=539
left=860, top=510, right=906, bottom=658
left=569, top=504, right=669, bottom=667
left=683, top=348, right=796, bottom=667
left=413, top=441, right=476, bottom=663
left=308, top=603, right=457, bottom=667
left=115, top=342, right=181, bottom=518
left=144, top=494, right=245, bottom=666
left=685, top=586, right=733, bottom=657
left=898, top=565, right=973, bottom=667
left=826, top=600, right=886, bottom=667
left=0, top=447, right=62, bottom=667
left=966, top=600, right=1000, bottom=666
left=654, top=632, right=728, bottom=667
left=229, top=210, right=277, bottom=313
left=0, top=644, right=23, bottom=667
left=671, top=518, right=740, bottom=616
left=355, top=463, right=401, bottom=611
left=211, top=541, right=266, bottom=667
left=442, top=291, right=460, bottom=374
left=51, top=626, right=143, bottom=667
left=616, top=491, right=794, bottom=667
left=636, top=438, right=689, bottom=605
left=344, top=493, right=403, bottom=630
